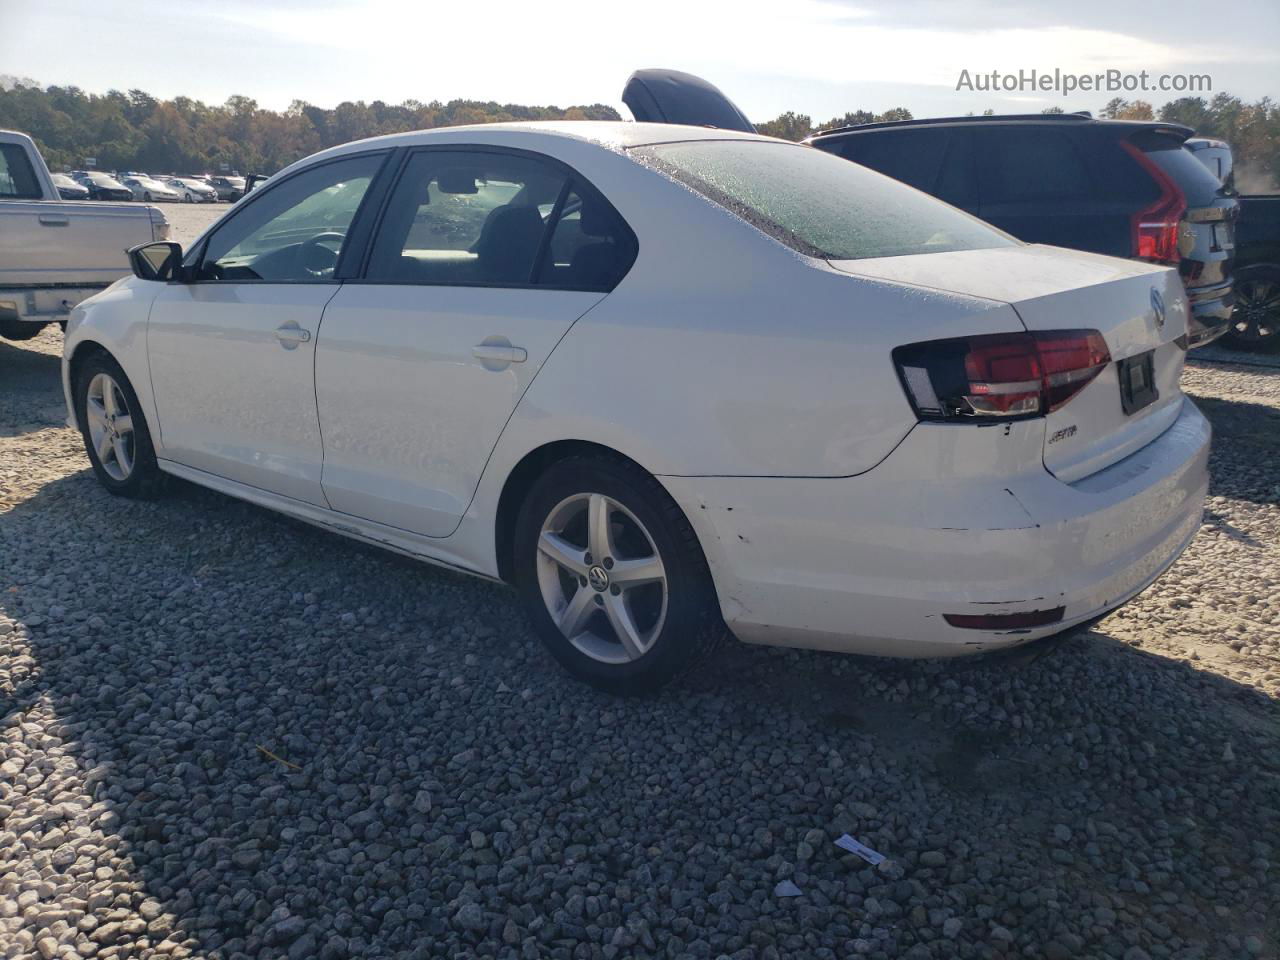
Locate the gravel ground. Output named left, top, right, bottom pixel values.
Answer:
left=160, top=202, right=227, bottom=248
left=1, top=326, right=1277, bottom=960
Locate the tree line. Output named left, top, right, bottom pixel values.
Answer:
left=1, top=78, right=1275, bottom=192
left=0, top=77, right=620, bottom=175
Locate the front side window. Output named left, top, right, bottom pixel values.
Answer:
left=197, top=154, right=383, bottom=281
left=365, top=150, right=636, bottom=289
left=632, top=140, right=1013, bottom=261
left=0, top=143, right=43, bottom=200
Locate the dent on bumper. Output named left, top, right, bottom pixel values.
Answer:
left=662, top=399, right=1211, bottom=658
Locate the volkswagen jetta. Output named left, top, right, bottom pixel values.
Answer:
left=63, top=122, right=1210, bottom=692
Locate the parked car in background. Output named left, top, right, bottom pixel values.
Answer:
left=165, top=176, right=219, bottom=202
left=804, top=115, right=1238, bottom=348
left=1186, top=138, right=1234, bottom=191
left=208, top=175, right=246, bottom=201
left=1186, top=138, right=1279, bottom=351
left=0, top=130, right=168, bottom=340
left=51, top=172, right=89, bottom=200
left=73, top=171, right=134, bottom=201
left=65, top=122, right=1208, bottom=692
left=121, top=175, right=182, bottom=203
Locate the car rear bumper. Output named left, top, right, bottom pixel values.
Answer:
left=661, top=398, right=1210, bottom=658
left=1186, top=280, right=1233, bottom=347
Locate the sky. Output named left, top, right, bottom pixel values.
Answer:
left=2, top=0, right=1277, bottom=121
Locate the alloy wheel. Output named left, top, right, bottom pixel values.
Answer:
left=1231, top=278, right=1279, bottom=345
left=535, top=492, right=668, bottom=664
left=85, top=373, right=135, bottom=482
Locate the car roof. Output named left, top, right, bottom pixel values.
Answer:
left=807, top=114, right=1194, bottom=142
left=302, top=120, right=776, bottom=168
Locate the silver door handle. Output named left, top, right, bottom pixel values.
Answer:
left=274, top=323, right=312, bottom=348
left=472, top=344, right=527, bottom=364
left=39, top=214, right=69, bottom=226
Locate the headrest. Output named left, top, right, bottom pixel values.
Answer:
left=578, top=200, right=612, bottom=238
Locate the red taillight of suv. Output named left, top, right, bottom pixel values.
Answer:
left=1121, top=140, right=1187, bottom=264
left=893, top=330, right=1111, bottom=421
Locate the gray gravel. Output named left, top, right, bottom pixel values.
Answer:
left=160, top=203, right=227, bottom=249
left=2, top=327, right=1278, bottom=960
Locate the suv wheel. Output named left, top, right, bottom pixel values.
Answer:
left=513, top=456, right=723, bottom=694
left=1224, top=264, right=1280, bottom=352
left=75, top=353, right=166, bottom=499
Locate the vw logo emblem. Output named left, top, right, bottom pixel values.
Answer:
left=587, top=565, right=610, bottom=592
left=1150, top=287, right=1166, bottom=330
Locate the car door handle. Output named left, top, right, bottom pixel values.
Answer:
left=274, top=322, right=312, bottom=349
left=38, top=214, right=69, bottom=227
left=472, top=343, right=527, bottom=364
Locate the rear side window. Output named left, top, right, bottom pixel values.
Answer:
left=0, top=143, right=43, bottom=199
left=366, top=150, right=635, bottom=290
left=978, top=128, right=1091, bottom=204
left=537, top=188, right=637, bottom=290
left=828, top=129, right=948, bottom=194
left=632, top=139, right=1013, bottom=261
left=1139, top=140, right=1226, bottom=207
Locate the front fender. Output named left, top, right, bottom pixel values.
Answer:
left=62, top=277, right=161, bottom=444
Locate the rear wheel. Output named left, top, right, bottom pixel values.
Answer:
left=75, top=353, right=166, bottom=499
left=513, top=456, right=723, bottom=694
left=1223, top=264, right=1280, bottom=352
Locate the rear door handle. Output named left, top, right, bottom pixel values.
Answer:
left=38, top=214, right=69, bottom=227
left=274, top=322, right=312, bottom=349
left=472, top=343, right=527, bottom=364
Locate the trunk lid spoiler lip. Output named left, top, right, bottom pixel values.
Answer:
left=622, top=69, right=756, bottom=134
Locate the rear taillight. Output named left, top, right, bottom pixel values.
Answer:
left=1121, top=140, right=1186, bottom=265
left=893, top=330, right=1110, bottom=421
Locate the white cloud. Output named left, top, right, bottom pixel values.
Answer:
left=211, top=0, right=1242, bottom=99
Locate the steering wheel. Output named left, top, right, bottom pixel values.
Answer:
left=298, top=232, right=346, bottom=278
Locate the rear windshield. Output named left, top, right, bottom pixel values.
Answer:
left=1141, top=141, right=1226, bottom=207
left=630, top=140, right=1015, bottom=261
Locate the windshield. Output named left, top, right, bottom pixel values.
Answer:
left=631, top=140, right=1015, bottom=261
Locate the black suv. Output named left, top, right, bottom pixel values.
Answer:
left=806, top=115, right=1238, bottom=346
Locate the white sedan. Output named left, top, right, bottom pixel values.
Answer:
left=165, top=177, right=219, bottom=203
left=120, top=176, right=181, bottom=203
left=62, top=122, right=1209, bottom=692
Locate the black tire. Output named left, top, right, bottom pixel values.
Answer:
left=74, top=352, right=167, bottom=499
left=513, top=455, right=724, bottom=694
left=1223, top=263, right=1280, bottom=352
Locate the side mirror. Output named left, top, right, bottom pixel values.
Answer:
left=128, top=241, right=183, bottom=282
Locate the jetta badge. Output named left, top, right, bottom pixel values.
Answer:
left=1150, top=287, right=1166, bottom=330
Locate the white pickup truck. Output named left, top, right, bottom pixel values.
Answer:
left=1, top=129, right=169, bottom=341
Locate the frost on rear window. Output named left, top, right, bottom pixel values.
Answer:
left=632, top=140, right=1015, bottom=261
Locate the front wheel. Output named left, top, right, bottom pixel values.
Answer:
left=75, top=353, right=166, bottom=499
left=513, top=456, right=723, bottom=694
left=1223, top=264, right=1280, bottom=352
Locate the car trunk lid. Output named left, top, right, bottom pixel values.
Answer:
left=621, top=69, right=756, bottom=132
left=830, top=244, right=1190, bottom=483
